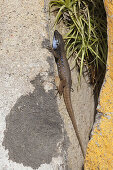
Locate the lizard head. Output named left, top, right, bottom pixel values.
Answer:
left=52, top=30, right=64, bottom=50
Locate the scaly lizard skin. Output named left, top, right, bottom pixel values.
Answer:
left=51, top=30, right=85, bottom=158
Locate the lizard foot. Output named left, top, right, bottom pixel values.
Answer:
left=71, top=87, right=74, bottom=92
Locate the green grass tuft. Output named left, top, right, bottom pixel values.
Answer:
left=49, top=0, right=107, bottom=85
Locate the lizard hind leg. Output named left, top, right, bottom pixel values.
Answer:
left=71, top=87, right=74, bottom=92
left=58, top=79, right=66, bottom=97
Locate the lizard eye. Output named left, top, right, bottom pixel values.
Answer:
left=56, top=41, right=59, bottom=45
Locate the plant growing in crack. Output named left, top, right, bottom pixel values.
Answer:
left=49, top=0, right=107, bottom=89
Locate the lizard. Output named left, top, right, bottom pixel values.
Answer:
left=49, top=30, right=85, bottom=158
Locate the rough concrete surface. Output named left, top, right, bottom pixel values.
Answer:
left=0, top=0, right=68, bottom=169
left=0, top=0, right=95, bottom=169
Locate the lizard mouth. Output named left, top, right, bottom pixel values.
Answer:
left=52, top=34, right=59, bottom=50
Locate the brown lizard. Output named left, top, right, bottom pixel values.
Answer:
left=50, top=30, right=85, bottom=158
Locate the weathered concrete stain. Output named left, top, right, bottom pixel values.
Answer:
left=0, top=0, right=69, bottom=168
left=85, top=1, right=113, bottom=169
left=3, top=74, right=64, bottom=169
left=0, top=0, right=95, bottom=168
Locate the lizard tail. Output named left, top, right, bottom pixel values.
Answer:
left=63, top=87, right=85, bottom=158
